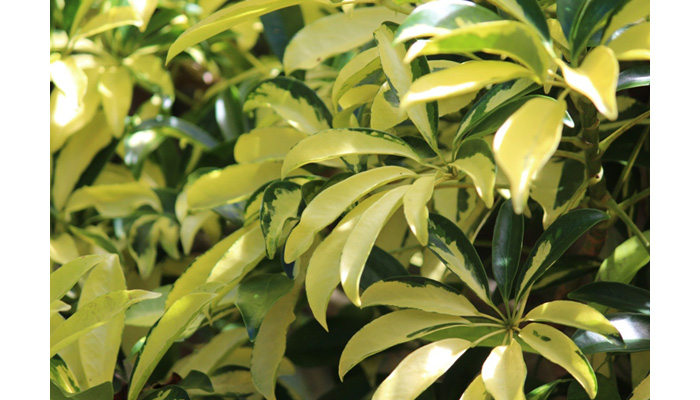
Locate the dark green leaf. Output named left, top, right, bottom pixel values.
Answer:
left=135, top=116, right=219, bottom=149
left=569, top=282, right=649, bottom=314
left=395, top=0, right=501, bottom=42
left=50, top=356, right=80, bottom=394
left=301, top=179, right=327, bottom=206
left=261, top=6, right=305, bottom=62
left=360, top=247, right=409, bottom=290
left=617, top=65, right=650, bottom=91
left=492, top=200, right=524, bottom=301
left=75, top=139, right=119, bottom=188
left=177, top=370, right=214, bottom=392
left=515, top=209, right=609, bottom=300
left=531, top=255, right=599, bottom=291
left=564, top=0, right=626, bottom=61
left=234, top=273, right=294, bottom=341
left=142, top=385, right=191, bottom=400
left=492, top=0, right=551, bottom=43
left=427, top=213, right=492, bottom=305
left=463, top=95, right=552, bottom=139
left=69, top=225, right=121, bottom=257
left=261, top=180, right=302, bottom=258
left=567, top=373, right=620, bottom=399
left=572, top=313, right=649, bottom=354
left=527, top=379, right=568, bottom=400
left=215, top=86, right=245, bottom=141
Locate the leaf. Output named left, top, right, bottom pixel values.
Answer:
left=375, top=22, right=439, bottom=152
left=187, top=161, right=282, bottom=211
left=402, top=61, right=536, bottom=109
left=568, top=282, right=650, bottom=315
left=602, top=0, right=650, bottom=43
left=50, top=56, right=88, bottom=108
left=455, top=78, right=538, bottom=144
left=493, top=96, right=566, bottom=213
left=50, top=381, right=113, bottom=400
left=595, top=230, right=650, bottom=284
left=617, top=65, right=650, bottom=91
left=50, top=355, right=81, bottom=394
left=491, top=200, right=523, bottom=300
left=98, top=66, right=133, bottom=137
left=234, top=273, right=294, bottom=340
left=68, top=226, right=121, bottom=256
left=51, top=290, right=160, bottom=357
left=206, top=223, right=266, bottom=284
left=52, top=112, right=113, bottom=210
left=370, top=81, right=406, bottom=131
left=563, top=0, right=625, bottom=61
left=572, top=313, right=650, bottom=354
left=373, top=338, right=472, bottom=400
left=403, top=173, right=436, bottom=246
left=64, top=182, right=162, bottom=217
left=607, top=22, right=650, bottom=61
left=281, top=128, right=421, bottom=177
left=405, top=21, right=551, bottom=81
left=530, top=156, right=587, bottom=228
left=244, top=77, right=332, bottom=134
left=76, top=6, right=142, bottom=39
left=460, top=374, right=491, bottom=400
left=482, top=340, right=527, bottom=400
left=526, top=379, right=566, bottom=400
left=124, top=54, right=174, bottom=100
left=166, top=0, right=306, bottom=63
left=260, top=5, right=304, bottom=62
left=486, top=0, right=551, bottom=43
left=519, top=323, right=596, bottom=398
left=128, top=292, right=217, bottom=400
left=305, top=192, right=387, bottom=330
left=515, top=209, right=609, bottom=300
left=134, top=117, right=219, bottom=149
left=173, top=328, right=248, bottom=377
left=338, top=84, right=380, bottom=109
left=451, top=137, right=496, bottom=208
left=361, top=276, right=479, bottom=316
left=260, top=180, right=302, bottom=258
left=360, top=247, right=410, bottom=290
left=559, top=46, right=619, bottom=120
left=523, top=300, right=622, bottom=343
left=567, top=373, right=620, bottom=400
left=125, top=285, right=172, bottom=327
left=141, top=386, right=191, bottom=400
left=332, top=48, right=382, bottom=104
left=235, top=127, right=308, bottom=164
left=341, top=185, right=409, bottom=305
left=50, top=68, right=101, bottom=153
left=284, top=166, right=416, bottom=262
left=426, top=213, right=492, bottom=306
left=128, top=0, right=159, bottom=30
left=251, top=288, right=300, bottom=399
left=215, top=87, right=244, bottom=141
left=283, top=7, right=405, bottom=72
left=395, top=0, right=500, bottom=42
left=50, top=255, right=114, bottom=302
left=339, top=309, right=470, bottom=379
left=629, top=374, right=650, bottom=400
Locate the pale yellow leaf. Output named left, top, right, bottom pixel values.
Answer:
left=98, top=66, right=133, bottom=137
left=629, top=374, right=650, bottom=400
left=602, top=0, right=650, bottom=43
left=523, top=300, right=621, bottom=341
left=50, top=57, right=88, bottom=109
left=482, top=340, right=526, bottom=400
left=607, top=22, right=650, bottom=61
left=460, top=374, right=491, bottom=400
left=64, top=182, right=162, bottom=217
left=234, top=127, right=307, bottom=164
left=559, top=46, right=619, bottom=120
left=403, top=174, right=435, bottom=246
left=76, top=6, right=142, bottom=39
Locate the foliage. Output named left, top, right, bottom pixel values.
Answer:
left=50, top=0, right=650, bottom=399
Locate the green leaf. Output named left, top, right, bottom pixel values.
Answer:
left=177, top=370, right=215, bottom=392
left=492, top=200, right=523, bottom=301
left=68, top=226, right=121, bottom=257
left=530, top=156, right=587, bottom=228
left=339, top=309, right=470, bottom=379
left=215, top=86, right=244, bottom=141
left=261, top=180, right=302, bottom=258
left=427, top=213, right=492, bottom=306
left=261, top=5, right=304, bottom=62
left=515, top=208, right=609, bottom=300
left=455, top=78, right=538, bottom=144
left=283, top=7, right=405, bottom=72
left=617, top=65, right=650, bottom=91
left=572, top=313, right=649, bottom=354
left=76, top=6, right=142, bottom=39
left=519, top=323, right=597, bottom=399
left=395, top=0, right=501, bottom=43
left=375, top=22, right=439, bottom=153
left=50, top=381, right=113, bottom=400
left=482, top=340, right=527, bottom=400
left=359, top=247, right=410, bottom=290
left=64, top=182, right=162, bottom=217
left=487, top=0, right=551, bottom=43
left=567, top=373, right=620, bottom=400
left=125, top=285, right=172, bottom=327
left=51, top=289, right=160, bottom=357
left=493, top=96, right=566, bottom=214
left=373, top=338, right=472, bottom=400
left=361, top=276, right=479, bottom=316
left=142, top=386, right=191, bottom=400
left=166, top=0, right=307, bottom=63
left=370, top=81, right=407, bottom=132
left=234, top=127, right=308, bottom=164
left=562, top=0, right=625, bottom=61
left=402, top=61, right=536, bottom=109
left=331, top=47, right=383, bottom=106
left=187, top=161, right=282, bottom=211
left=523, top=300, right=622, bottom=344
left=526, top=379, right=566, bottom=400
left=234, top=273, right=294, bottom=340
left=128, top=292, right=217, bottom=400
left=98, top=66, right=133, bottom=137
left=124, top=129, right=165, bottom=178
left=284, top=166, right=416, bottom=262
left=403, top=173, right=436, bottom=246
left=595, top=230, right=650, bottom=284
left=50, top=355, right=80, bottom=394
left=406, top=21, right=551, bottom=81
left=173, top=328, right=249, bottom=376
left=340, top=185, right=409, bottom=306
left=50, top=254, right=114, bottom=302
left=135, top=116, right=219, bottom=149
left=244, top=77, right=332, bottom=134
left=451, top=137, right=496, bottom=208
left=568, top=282, right=650, bottom=315
left=281, top=128, right=422, bottom=177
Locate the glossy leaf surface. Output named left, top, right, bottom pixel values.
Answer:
left=568, top=282, right=650, bottom=315
left=491, top=200, right=523, bottom=300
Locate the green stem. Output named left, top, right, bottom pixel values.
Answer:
left=612, top=127, right=649, bottom=198
left=618, top=188, right=650, bottom=210
left=606, top=194, right=650, bottom=253
left=599, top=111, right=651, bottom=153
left=553, top=150, right=586, bottom=163
left=560, top=136, right=595, bottom=150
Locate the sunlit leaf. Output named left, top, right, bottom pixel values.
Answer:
left=331, top=47, right=382, bottom=106
left=206, top=223, right=266, bottom=284
left=76, top=6, right=142, bottom=39
left=173, top=328, right=248, bottom=376
left=482, top=340, right=527, bottom=400
left=459, top=374, right=491, bottom=400
left=486, top=0, right=551, bottom=43
left=124, top=54, right=174, bottom=101
left=50, top=56, right=88, bottom=109
left=98, top=66, right=133, bottom=137
left=559, top=46, right=619, bottom=120
left=530, top=156, right=587, bottom=228
left=607, top=22, right=650, bottom=61
left=572, top=313, right=649, bottom=354
left=602, top=0, right=649, bottom=44
left=395, top=0, right=500, bottom=43
left=50, top=255, right=114, bottom=302
left=234, top=127, right=308, bottom=164
left=260, top=180, right=302, bottom=257
left=451, top=137, right=496, bottom=208
left=134, top=117, right=219, bottom=149
left=595, top=230, right=650, bottom=284
left=64, top=182, right=162, bottom=217
left=403, top=173, right=436, bottom=246
left=523, top=300, right=621, bottom=343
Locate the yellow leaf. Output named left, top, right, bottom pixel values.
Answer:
left=332, top=47, right=381, bottom=105
left=234, top=127, right=308, bottom=164
left=64, top=182, right=162, bottom=217
left=128, top=0, right=158, bottom=30
left=50, top=233, right=81, bottom=265
left=76, top=6, right=142, bottom=39
left=403, top=174, right=435, bottom=246
left=50, top=57, right=88, bottom=109
left=98, top=66, right=133, bottom=137
left=338, top=84, right=380, bottom=109
left=493, top=97, right=566, bottom=214
left=373, top=339, right=472, bottom=400
left=523, top=300, right=621, bottom=342
left=124, top=54, right=174, bottom=100
left=607, top=22, right=650, bottom=61
left=460, top=374, right=491, bottom=400
left=482, top=340, right=527, bottom=400
left=519, top=323, right=597, bottom=399
left=559, top=46, right=619, bottom=120
left=451, top=138, right=496, bottom=208
left=206, top=223, right=266, bottom=284
left=370, top=81, right=407, bottom=131
left=629, top=374, right=650, bottom=400
left=51, top=255, right=115, bottom=303
left=173, top=328, right=249, bottom=376
left=50, top=69, right=101, bottom=153
left=602, top=0, right=650, bottom=43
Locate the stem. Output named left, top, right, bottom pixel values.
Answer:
left=471, top=329, right=507, bottom=347
left=618, top=188, right=650, bottom=210
left=606, top=194, right=650, bottom=253
left=560, top=136, right=595, bottom=150
left=599, top=111, right=651, bottom=153
left=553, top=150, right=585, bottom=163
left=612, top=127, right=649, bottom=198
